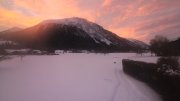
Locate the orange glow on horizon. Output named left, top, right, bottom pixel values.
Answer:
left=0, top=7, right=40, bottom=28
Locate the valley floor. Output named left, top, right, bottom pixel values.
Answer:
left=0, top=53, right=161, bottom=101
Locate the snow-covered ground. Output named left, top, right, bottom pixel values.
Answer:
left=0, top=53, right=161, bottom=101
left=128, top=56, right=159, bottom=63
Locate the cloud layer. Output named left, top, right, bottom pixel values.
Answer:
left=0, top=0, right=180, bottom=43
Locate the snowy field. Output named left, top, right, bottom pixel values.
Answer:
left=128, top=56, right=159, bottom=63
left=0, top=53, right=161, bottom=101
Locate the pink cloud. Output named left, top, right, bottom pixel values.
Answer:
left=0, top=0, right=180, bottom=43
left=102, top=0, right=113, bottom=7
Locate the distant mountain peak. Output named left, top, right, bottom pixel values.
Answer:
left=9, top=27, right=22, bottom=31
left=40, top=17, right=111, bottom=44
left=1, top=27, right=22, bottom=33
left=41, top=17, right=94, bottom=27
left=42, top=17, right=89, bottom=22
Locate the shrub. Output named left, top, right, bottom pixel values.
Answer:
left=157, top=57, right=179, bottom=71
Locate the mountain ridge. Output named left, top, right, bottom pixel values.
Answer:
left=0, top=17, right=148, bottom=52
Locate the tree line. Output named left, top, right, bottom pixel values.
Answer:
left=150, top=35, right=180, bottom=56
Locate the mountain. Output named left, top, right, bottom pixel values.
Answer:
left=0, top=17, right=148, bottom=52
left=128, top=39, right=149, bottom=49
left=0, top=27, right=22, bottom=33
left=0, top=27, right=22, bottom=40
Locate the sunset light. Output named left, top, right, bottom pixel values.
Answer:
left=0, top=1, right=180, bottom=101
left=0, top=0, right=180, bottom=42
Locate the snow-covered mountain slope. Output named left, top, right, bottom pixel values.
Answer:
left=42, top=17, right=112, bottom=45
left=128, top=38, right=149, bottom=49
left=40, top=17, right=148, bottom=48
left=0, top=17, right=148, bottom=52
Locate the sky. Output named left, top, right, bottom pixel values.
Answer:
left=0, top=0, right=180, bottom=43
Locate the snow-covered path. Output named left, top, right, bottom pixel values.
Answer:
left=0, top=53, right=161, bottom=101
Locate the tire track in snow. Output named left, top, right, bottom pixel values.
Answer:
left=110, top=63, right=122, bottom=101
left=117, top=69, right=160, bottom=101
left=110, top=61, right=152, bottom=101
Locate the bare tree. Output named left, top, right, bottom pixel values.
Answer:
left=150, top=35, right=170, bottom=56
